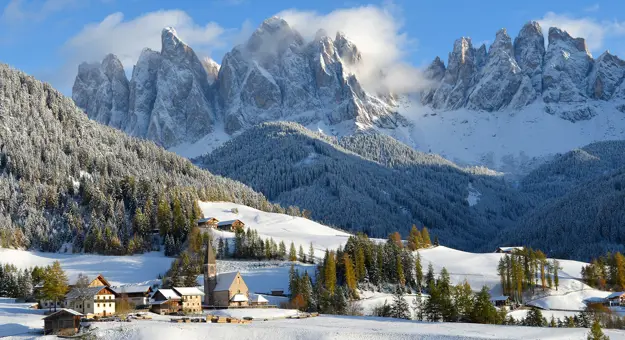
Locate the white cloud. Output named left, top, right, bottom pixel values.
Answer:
left=277, top=5, right=426, bottom=94
left=64, top=10, right=225, bottom=68
left=537, top=12, right=625, bottom=52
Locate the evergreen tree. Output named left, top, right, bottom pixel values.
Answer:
left=289, top=242, right=297, bottom=262
left=469, top=286, right=499, bottom=324
left=452, top=280, right=473, bottom=322
left=425, top=263, right=435, bottom=287
left=587, top=319, right=610, bottom=340
left=355, top=247, right=365, bottom=281
left=324, top=251, right=337, bottom=294
left=396, top=255, right=406, bottom=287
left=524, top=307, right=546, bottom=327
left=390, top=286, right=410, bottom=319
left=553, top=259, right=561, bottom=291
left=157, top=195, right=172, bottom=236
left=279, top=241, right=287, bottom=260
left=308, top=242, right=315, bottom=264
left=415, top=252, right=423, bottom=292
left=298, top=244, right=306, bottom=263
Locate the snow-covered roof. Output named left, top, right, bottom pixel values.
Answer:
left=43, top=308, right=83, bottom=319
left=110, top=285, right=152, bottom=294
left=252, top=294, right=268, bottom=303
left=198, top=217, right=218, bottom=224
left=65, top=286, right=109, bottom=300
left=230, top=294, right=248, bottom=302
left=214, top=272, right=240, bottom=291
left=497, top=246, right=524, bottom=253
left=217, top=219, right=243, bottom=226
left=489, top=295, right=509, bottom=302
left=606, top=292, right=625, bottom=299
left=154, top=289, right=181, bottom=300
left=173, top=287, right=205, bottom=296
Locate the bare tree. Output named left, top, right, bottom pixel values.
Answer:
left=72, top=273, right=92, bottom=314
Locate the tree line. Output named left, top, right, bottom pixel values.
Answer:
left=497, top=247, right=561, bottom=303
left=582, top=252, right=625, bottom=291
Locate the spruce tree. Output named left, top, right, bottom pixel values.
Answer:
left=279, top=241, right=287, bottom=260
left=415, top=252, right=423, bottom=292
left=324, top=251, right=337, bottom=294
left=355, top=247, right=365, bottom=281
left=298, top=244, right=306, bottom=263
left=470, top=286, right=498, bottom=324
left=390, top=286, right=410, bottom=319
left=553, top=259, right=560, bottom=291
left=396, top=255, right=406, bottom=287
left=587, top=319, right=610, bottom=340
left=524, top=307, right=546, bottom=327
left=289, top=242, right=297, bottom=262
left=452, top=280, right=473, bottom=322
left=308, top=242, right=315, bottom=264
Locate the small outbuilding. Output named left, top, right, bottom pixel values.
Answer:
left=250, top=294, right=269, bottom=306
left=43, top=309, right=83, bottom=336
left=495, top=247, right=524, bottom=254
left=198, top=217, right=219, bottom=229
left=217, top=219, right=245, bottom=232
left=489, top=295, right=510, bottom=308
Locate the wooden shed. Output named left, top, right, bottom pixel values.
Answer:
left=217, top=220, right=245, bottom=232
left=198, top=217, right=219, bottom=229
left=43, top=309, right=83, bottom=336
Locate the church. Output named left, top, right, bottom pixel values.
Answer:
left=204, top=244, right=250, bottom=307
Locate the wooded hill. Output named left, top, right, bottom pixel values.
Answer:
left=0, top=64, right=282, bottom=254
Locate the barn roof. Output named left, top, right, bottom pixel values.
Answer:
left=153, top=289, right=181, bottom=301
left=65, top=286, right=110, bottom=299
left=489, top=295, right=509, bottom=302
left=43, top=308, right=83, bottom=319
left=606, top=292, right=625, bottom=299
left=110, top=285, right=152, bottom=295
left=217, top=219, right=243, bottom=226
left=497, top=247, right=524, bottom=252
left=198, top=217, right=218, bottom=224
left=214, top=272, right=240, bottom=291
left=173, top=287, right=205, bottom=296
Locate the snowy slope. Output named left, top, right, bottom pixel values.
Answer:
left=387, top=100, right=625, bottom=175
left=0, top=249, right=172, bottom=286
left=199, top=201, right=354, bottom=258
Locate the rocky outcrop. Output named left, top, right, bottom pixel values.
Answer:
left=72, top=54, right=129, bottom=129
left=588, top=52, right=625, bottom=100
left=431, top=37, right=478, bottom=110
left=467, top=29, right=534, bottom=111
left=513, top=21, right=544, bottom=94
left=420, top=57, right=446, bottom=105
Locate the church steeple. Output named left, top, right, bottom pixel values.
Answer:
left=204, top=244, right=217, bottom=306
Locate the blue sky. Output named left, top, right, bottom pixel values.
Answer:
left=1, top=0, right=624, bottom=94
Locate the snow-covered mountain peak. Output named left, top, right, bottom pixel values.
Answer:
left=333, top=31, right=362, bottom=65
left=547, top=27, right=590, bottom=55
left=490, top=28, right=513, bottom=55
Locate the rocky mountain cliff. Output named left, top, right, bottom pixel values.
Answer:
left=422, top=21, right=625, bottom=121
left=72, top=18, right=400, bottom=149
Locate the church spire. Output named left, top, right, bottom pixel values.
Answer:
left=206, top=243, right=216, bottom=264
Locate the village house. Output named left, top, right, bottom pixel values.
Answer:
left=173, top=287, right=205, bottom=313
left=111, top=285, right=153, bottom=308
left=495, top=247, right=524, bottom=254
left=38, top=274, right=113, bottom=311
left=204, top=244, right=250, bottom=307
left=604, top=292, right=625, bottom=307
left=43, top=309, right=83, bottom=336
left=150, top=289, right=181, bottom=315
left=198, top=217, right=219, bottom=229
left=65, top=286, right=116, bottom=317
left=217, top=219, right=245, bottom=232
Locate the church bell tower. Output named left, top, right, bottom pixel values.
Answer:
left=204, top=244, right=217, bottom=306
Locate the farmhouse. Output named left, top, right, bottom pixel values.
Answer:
left=198, top=217, right=219, bottom=229
left=150, top=289, right=182, bottom=315
left=111, top=285, right=153, bottom=308
left=65, top=286, right=116, bottom=317
left=217, top=219, right=245, bottom=232
left=605, top=292, right=625, bottom=307
left=43, top=309, right=83, bottom=336
left=173, top=287, right=204, bottom=313
left=489, top=295, right=510, bottom=309
left=495, top=247, right=524, bottom=254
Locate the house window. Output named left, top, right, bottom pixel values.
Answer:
left=97, top=304, right=100, bottom=307
left=87, top=304, right=90, bottom=308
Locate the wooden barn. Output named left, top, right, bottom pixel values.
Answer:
left=198, top=217, right=219, bottom=229
left=217, top=220, right=245, bottom=232
left=43, top=309, right=83, bottom=336
left=495, top=247, right=524, bottom=254
left=150, top=289, right=181, bottom=315
left=111, top=285, right=153, bottom=308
